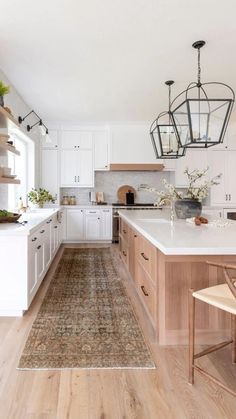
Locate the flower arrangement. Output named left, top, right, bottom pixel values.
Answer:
left=0, top=81, right=10, bottom=97
left=27, top=188, right=55, bottom=208
left=139, top=168, right=222, bottom=205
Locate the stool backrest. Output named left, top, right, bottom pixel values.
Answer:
left=207, top=261, right=236, bottom=299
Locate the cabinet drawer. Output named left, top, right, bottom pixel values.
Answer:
left=137, top=235, right=157, bottom=281
left=120, top=237, right=128, bottom=266
left=136, top=262, right=157, bottom=324
left=120, top=219, right=129, bottom=240
left=85, top=209, right=100, bottom=215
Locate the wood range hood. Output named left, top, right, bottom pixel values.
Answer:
left=109, top=163, right=164, bottom=171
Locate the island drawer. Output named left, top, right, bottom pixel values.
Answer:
left=136, top=262, right=157, bottom=324
left=120, top=236, right=128, bottom=266
left=120, top=219, right=129, bottom=241
left=137, top=235, right=157, bottom=281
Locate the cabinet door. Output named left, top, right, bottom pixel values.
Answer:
left=28, top=236, right=38, bottom=299
left=100, top=209, right=112, bottom=240
left=174, top=150, right=208, bottom=187
left=61, top=130, right=93, bottom=149
left=94, top=131, right=109, bottom=170
left=226, top=151, right=236, bottom=204
left=85, top=213, right=101, bottom=240
left=208, top=151, right=227, bottom=205
left=60, top=150, right=78, bottom=186
left=42, top=129, right=58, bottom=149
left=36, top=239, right=44, bottom=283
left=78, top=149, right=94, bottom=187
left=39, top=223, right=51, bottom=270
left=41, top=149, right=58, bottom=201
left=67, top=209, right=84, bottom=240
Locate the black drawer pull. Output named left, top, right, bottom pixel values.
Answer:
left=40, top=229, right=45, bottom=234
left=54, top=225, right=58, bottom=229
left=37, top=245, right=41, bottom=250
left=122, top=250, right=127, bottom=257
left=141, top=285, right=149, bottom=297
left=134, top=234, right=137, bottom=238
left=46, top=219, right=52, bottom=224
left=141, top=252, right=149, bottom=261
left=123, top=229, right=127, bottom=234
left=31, top=237, right=37, bottom=242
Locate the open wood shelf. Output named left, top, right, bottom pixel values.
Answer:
left=0, top=141, right=20, bottom=156
left=0, top=177, right=20, bottom=184
left=0, top=106, right=20, bottom=130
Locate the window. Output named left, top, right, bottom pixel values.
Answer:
left=8, top=131, right=35, bottom=211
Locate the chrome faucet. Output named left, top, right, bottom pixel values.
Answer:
left=159, top=198, right=175, bottom=224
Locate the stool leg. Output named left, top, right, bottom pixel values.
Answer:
left=189, top=289, right=195, bottom=384
left=232, top=314, right=236, bottom=364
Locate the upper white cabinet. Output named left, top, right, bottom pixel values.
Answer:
left=41, top=149, right=58, bottom=201
left=209, top=150, right=236, bottom=205
left=60, top=149, right=94, bottom=187
left=174, top=150, right=208, bottom=187
left=42, top=129, right=58, bottom=149
left=94, top=130, right=109, bottom=170
left=61, top=130, right=93, bottom=149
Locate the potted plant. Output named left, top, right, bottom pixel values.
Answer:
left=27, top=188, right=55, bottom=208
left=139, top=168, right=222, bottom=219
left=0, top=81, right=10, bottom=107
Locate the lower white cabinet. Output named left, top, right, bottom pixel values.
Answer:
left=65, top=207, right=112, bottom=241
left=85, top=210, right=101, bottom=240
left=0, top=210, right=63, bottom=316
left=101, top=208, right=112, bottom=240
left=67, top=209, right=84, bottom=240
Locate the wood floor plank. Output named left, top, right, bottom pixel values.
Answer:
left=0, top=244, right=235, bottom=419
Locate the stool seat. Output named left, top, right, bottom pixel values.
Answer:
left=193, top=283, right=236, bottom=315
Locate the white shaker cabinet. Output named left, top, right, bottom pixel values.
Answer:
left=41, top=149, right=59, bottom=202
left=85, top=210, right=101, bottom=240
left=67, top=209, right=84, bottom=240
left=100, top=208, right=112, bottom=240
left=61, top=130, right=93, bottom=149
left=94, top=131, right=109, bottom=170
left=209, top=150, right=236, bottom=205
left=60, top=149, right=94, bottom=187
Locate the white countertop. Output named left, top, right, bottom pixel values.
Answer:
left=119, top=209, right=236, bottom=255
left=0, top=208, right=59, bottom=237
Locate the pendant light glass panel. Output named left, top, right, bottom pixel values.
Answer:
left=172, top=95, right=233, bottom=148
left=150, top=114, right=185, bottom=159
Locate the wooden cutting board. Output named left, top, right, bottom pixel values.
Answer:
left=117, top=185, right=136, bottom=204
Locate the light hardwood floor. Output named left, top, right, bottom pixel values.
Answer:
left=0, top=244, right=235, bottom=419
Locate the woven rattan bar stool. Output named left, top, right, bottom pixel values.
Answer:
left=189, top=261, right=236, bottom=397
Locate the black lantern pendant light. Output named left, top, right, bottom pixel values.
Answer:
left=150, top=80, right=186, bottom=159
left=171, top=40, right=235, bottom=149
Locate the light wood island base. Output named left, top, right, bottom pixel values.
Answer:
left=119, top=218, right=235, bottom=345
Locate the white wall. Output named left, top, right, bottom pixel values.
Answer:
left=0, top=69, right=41, bottom=208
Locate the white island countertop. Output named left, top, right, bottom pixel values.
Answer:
left=0, top=208, right=60, bottom=237
left=119, top=209, right=236, bottom=255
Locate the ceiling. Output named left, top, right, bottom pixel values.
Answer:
left=1, top=0, right=236, bottom=123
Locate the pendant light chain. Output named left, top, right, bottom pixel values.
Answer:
left=197, top=47, right=201, bottom=86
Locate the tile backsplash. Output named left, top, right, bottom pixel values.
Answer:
left=60, top=170, right=170, bottom=204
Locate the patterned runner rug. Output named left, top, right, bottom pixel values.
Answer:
left=18, top=248, right=155, bottom=369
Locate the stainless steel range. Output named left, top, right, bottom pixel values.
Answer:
left=112, top=203, right=162, bottom=243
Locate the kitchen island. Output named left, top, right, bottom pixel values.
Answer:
left=119, top=209, right=236, bottom=345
